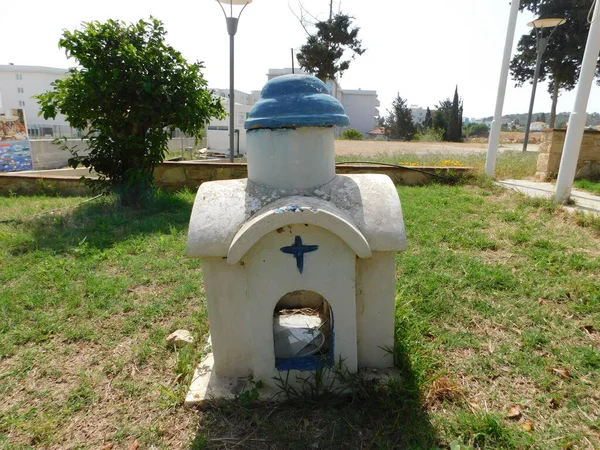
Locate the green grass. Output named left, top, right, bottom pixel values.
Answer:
left=336, top=151, right=538, bottom=180
left=573, top=178, right=600, bottom=195
left=1, top=184, right=599, bottom=449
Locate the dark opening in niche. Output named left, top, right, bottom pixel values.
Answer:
left=273, top=290, right=333, bottom=371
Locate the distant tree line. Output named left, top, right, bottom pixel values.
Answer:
left=384, top=87, right=463, bottom=142
left=473, top=112, right=600, bottom=131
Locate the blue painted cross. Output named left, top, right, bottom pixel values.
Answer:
left=280, top=235, right=319, bottom=274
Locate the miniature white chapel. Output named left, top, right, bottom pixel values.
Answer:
left=186, top=74, right=406, bottom=402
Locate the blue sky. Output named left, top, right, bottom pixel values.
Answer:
left=4, top=0, right=600, bottom=119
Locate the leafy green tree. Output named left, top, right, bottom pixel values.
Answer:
left=465, top=123, right=490, bottom=137
left=385, top=94, right=416, bottom=141
left=511, top=0, right=594, bottom=127
left=423, top=107, right=433, bottom=129
left=536, top=113, right=547, bottom=123
left=296, top=13, right=365, bottom=81
left=37, top=18, right=225, bottom=205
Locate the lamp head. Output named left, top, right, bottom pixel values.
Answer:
left=215, top=0, right=252, bottom=4
left=527, top=18, right=566, bottom=29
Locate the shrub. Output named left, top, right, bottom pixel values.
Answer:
left=341, top=128, right=363, bottom=140
left=414, top=128, right=444, bottom=142
left=464, top=123, right=490, bottom=138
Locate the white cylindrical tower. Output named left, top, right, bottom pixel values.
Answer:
left=244, top=75, right=349, bottom=190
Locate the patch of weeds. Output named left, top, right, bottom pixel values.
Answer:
left=114, top=379, right=146, bottom=398
left=103, top=356, right=126, bottom=376
left=158, top=344, right=203, bottom=407
left=20, top=411, right=61, bottom=446
left=499, top=211, right=521, bottom=223
left=519, top=196, right=559, bottom=213
left=236, top=376, right=265, bottom=407
left=65, top=375, right=98, bottom=414
left=570, top=346, right=600, bottom=370
left=63, top=324, right=100, bottom=343
left=521, top=328, right=550, bottom=351
left=190, top=433, right=209, bottom=450
left=134, top=342, right=153, bottom=366
left=447, top=411, right=532, bottom=449
left=444, top=228, right=498, bottom=251
left=573, top=178, right=600, bottom=195
left=508, top=228, right=532, bottom=245
left=573, top=211, right=600, bottom=234
left=566, top=251, right=598, bottom=271
left=0, top=350, right=38, bottom=380
left=461, top=259, right=516, bottom=292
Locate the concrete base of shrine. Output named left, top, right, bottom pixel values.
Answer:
left=185, top=351, right=400, bottom=406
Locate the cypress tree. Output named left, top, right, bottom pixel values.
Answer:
left=423, top=107, right=433, bottom=129
left=447, top=86, right=463, bottom=142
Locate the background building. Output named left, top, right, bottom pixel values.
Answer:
left=341, top=89, right=380, bottom=136
left=409, top=105, right=427, bottom=124
left=205, top=93, right=254, bottom=155
left=0, top=65, right=71, bottom=137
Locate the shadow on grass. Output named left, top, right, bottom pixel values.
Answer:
left=9, top=190, right=194, bottom=255
left=190, top=349, right=438, bottom=450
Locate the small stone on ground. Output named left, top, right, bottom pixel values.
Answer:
left=166, top=329, right=194, bottom=347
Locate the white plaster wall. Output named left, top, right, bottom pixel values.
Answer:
left=202, top=258, right=253, bottom=377
left=356, top=251, right=396, bottom=368
left=243, top=224, right=357, bottom=388
left=246, top=128, right=336, bottom=190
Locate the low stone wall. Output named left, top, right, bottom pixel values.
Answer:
left=536, top=129, right=600, bottom=181
left=154, top=162, right=471, bottom=192
left=0, top=173, right=91, bottom=196
left=0, top=162, right=472, bottom=196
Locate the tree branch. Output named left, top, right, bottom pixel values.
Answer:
left=288, top=0, right=314, bottom=36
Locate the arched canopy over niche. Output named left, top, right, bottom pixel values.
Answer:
left=227, top=201, right=372, bottom=264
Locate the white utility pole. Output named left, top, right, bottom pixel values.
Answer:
left=485, top=0, right=521, bottom=177
left=555, top=0, right=600, bottom=204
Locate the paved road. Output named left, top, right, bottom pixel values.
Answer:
left=334, top=140, right=539, bottom=156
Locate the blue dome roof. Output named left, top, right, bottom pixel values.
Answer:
left=245, top=74, right=350, bottom=130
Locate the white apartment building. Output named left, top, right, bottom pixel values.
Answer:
left=341, top=89, right=380, bottom=136
left=409, top=105, right=427, bottom=124
left=409, top=105, right=437, bottom=125
left=0, top=65, right=70, bottom=137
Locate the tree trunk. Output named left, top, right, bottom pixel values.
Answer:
left=550, top=81, right=559, bottom=128
left=329, top=0, right=333, bottom=20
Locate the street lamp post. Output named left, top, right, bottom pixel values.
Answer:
left=216, top=0, right=252, bottom=163
left=522, top=17, right=565, bottom=152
